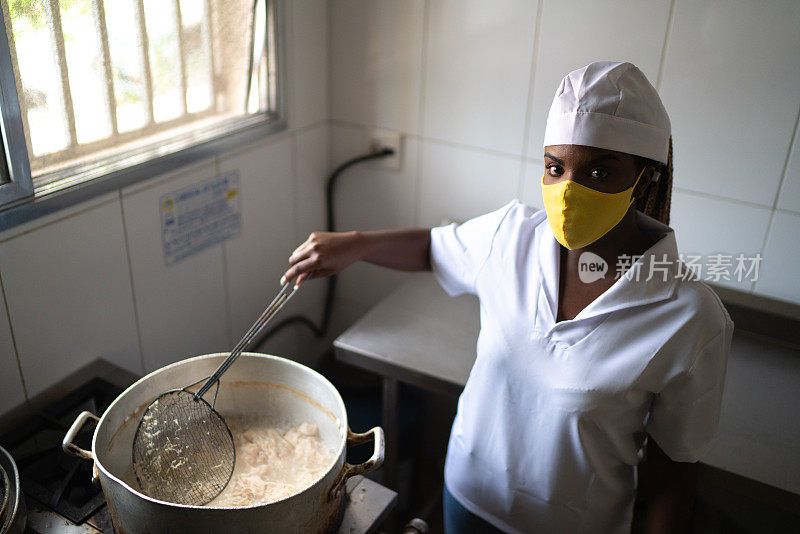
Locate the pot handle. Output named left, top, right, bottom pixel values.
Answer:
left=328, top=426, right=385, bottom=501
left=63, top=410, right=99, bottom=461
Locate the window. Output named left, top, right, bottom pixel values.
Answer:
left=0, top=0, right=283, bottom=216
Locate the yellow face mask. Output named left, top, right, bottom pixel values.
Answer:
left=541, top=167, right=645, bottom=250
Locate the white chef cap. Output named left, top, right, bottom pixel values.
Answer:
left=543, top=61, right=671, bottom=164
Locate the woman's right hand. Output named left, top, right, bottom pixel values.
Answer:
left=281, top=231, right=364, bottom=287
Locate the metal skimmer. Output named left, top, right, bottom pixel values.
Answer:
left=132, top=281, right=301, bottom=505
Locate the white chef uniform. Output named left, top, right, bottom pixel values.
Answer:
left=430, top=200, right=733, bottom=534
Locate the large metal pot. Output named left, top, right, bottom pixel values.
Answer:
left=62, top=353, right=384, bottom=534
left=0, top=445, right=26, bottom=534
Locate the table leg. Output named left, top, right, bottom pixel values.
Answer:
left=381, top=377, right=399, bottom=490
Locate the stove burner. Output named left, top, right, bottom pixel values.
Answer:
left=0, top=378, right=123, bottom=525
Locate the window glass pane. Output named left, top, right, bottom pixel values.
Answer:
left=246, top=0, right=265, bottom=114
left=105, top=0, right=147, bottom=133
left=3, top=0, right=275, bottom=185
left=60, top=0, right=112, bottom=144
left=143, top=0, right=182, bottom=123
left=8, top=1, right=70, bottom=156
left=180, top=0, right=212, bottom=114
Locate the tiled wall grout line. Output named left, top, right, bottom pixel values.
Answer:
left=330, top=115, right=784, bottom=214
left=0, top=268, right=28, bottom=400
left=325, top=0, right=333, bottom=124
left=118, top=158, right=217, bottom=199
left=117, top=191, right=146, bottom=374
left=655, top=0, right=677, bottom=91
left=286, top=0, right=297, bottom=131
left=290, top=131, right=301, bottom=247
left=769, top=105, right=800, bottom=211
left=330, top=108, right=794, bottom=219
left=412, top=0, right=431, bottom=226
left=115, top=122, right=324, bottom=203
left=0, top=196, right=118, bottom=245
left=329, top=118, right=525, bottom=161
left=672, top=186, right=773, bottom=211
left=215, top=157, right=234, bottom=348
left=516, top=0, right=545, bottom=200
left=750, top=104, right=800, bottom=292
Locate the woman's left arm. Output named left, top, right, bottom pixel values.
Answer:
left=644, top=436, right=697, bottom=534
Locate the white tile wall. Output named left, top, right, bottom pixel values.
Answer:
left=520, top=159, right=545, bottom=210
left=287, top=124, right=331, bottom=364
left=777, top=122, right=800, bottom=213
left=659, top=0, right=800, bottom=206
left=329, top=124, right=418, bottom=231
left=327, top=0, right=800, bottom=306
left=121, top=161, right=229, bottom=373
left=754, top=211, right=800, bottom=303
left=295, top=124, right=330, bottom=244
left=0, top=192, right=119, bottom=243
left=218, top=138, right=297, bottom=340
left=327, top=124, right=419, bottom=311
left=418, top=141, right=521, bottom=227
left=337, top=262, right=413, bottom=313
left=669, top=190, right=771, bottom=291
left=422, top=0, right=538, bottom=155
left=705, top=334, right=800, bottom=494
left=526, top=0, right=671, bottom=157
left=330, top=0, right=426, bottom=133
left=288, top=0, right=328, bottom=129
left=0, top=200, right=141, bottom=396
left=0, top=280, right=25, bottom=413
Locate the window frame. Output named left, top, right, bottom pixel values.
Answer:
left=0, top=0, right=287, bottom=232
left=0, top=8, right=33, bottom=213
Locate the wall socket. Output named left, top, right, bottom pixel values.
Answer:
left=368, top=129, right=403, bottom=171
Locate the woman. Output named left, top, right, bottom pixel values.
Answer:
left=282, top=61, right=733, bottom=534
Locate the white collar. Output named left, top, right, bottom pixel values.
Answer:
left=536, top=211, right=680, bottom=327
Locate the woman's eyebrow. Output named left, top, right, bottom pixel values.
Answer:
left=543, top=152, right=564, bottom=164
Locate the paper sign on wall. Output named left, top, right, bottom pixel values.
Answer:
left=160, top=171, right=242, bottom=266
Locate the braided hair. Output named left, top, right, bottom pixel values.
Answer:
left=634, top=137, right=673, bottom=226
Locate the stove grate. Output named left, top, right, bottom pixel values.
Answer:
left=0, top=378, right=123, bottom=524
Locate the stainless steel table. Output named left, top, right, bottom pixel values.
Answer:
left=334, top=274, right=479, bottom=488
left=338, top=475, right=399, bottom=534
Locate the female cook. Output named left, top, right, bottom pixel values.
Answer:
left=282, top=61, right=733, bottom=534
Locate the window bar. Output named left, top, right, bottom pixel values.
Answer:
left=92, top=0, right=118, bottom=136
left=1, top=1, right=35, bottom=163
left=45, top=0, right=78, bottom=150
left=258, top=38, right=267, bottom=112
left=265, top=0, right=274, bottom=112
left=203, top=0, right=216, bottom=112
left=174, top=0, right=188, bottom=115
left=133, top=0, right=155, bottom=125
left=258, top=0, right=268, bottom=112
left=243, top=0, right=258, bottom=112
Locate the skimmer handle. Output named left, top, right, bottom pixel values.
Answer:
left=194, top=281, right=301, bottom=399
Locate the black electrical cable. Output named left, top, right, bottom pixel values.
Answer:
left=249, top=147, right=396, bottom=349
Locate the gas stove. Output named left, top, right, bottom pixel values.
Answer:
left=0, top=362, right=396, bottom=534
left=1, top=377, right=121, bottom=533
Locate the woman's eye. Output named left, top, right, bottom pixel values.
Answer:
left=546, top=164, right=562, bottom=177
left=590, top=169, right=608, bottom=180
